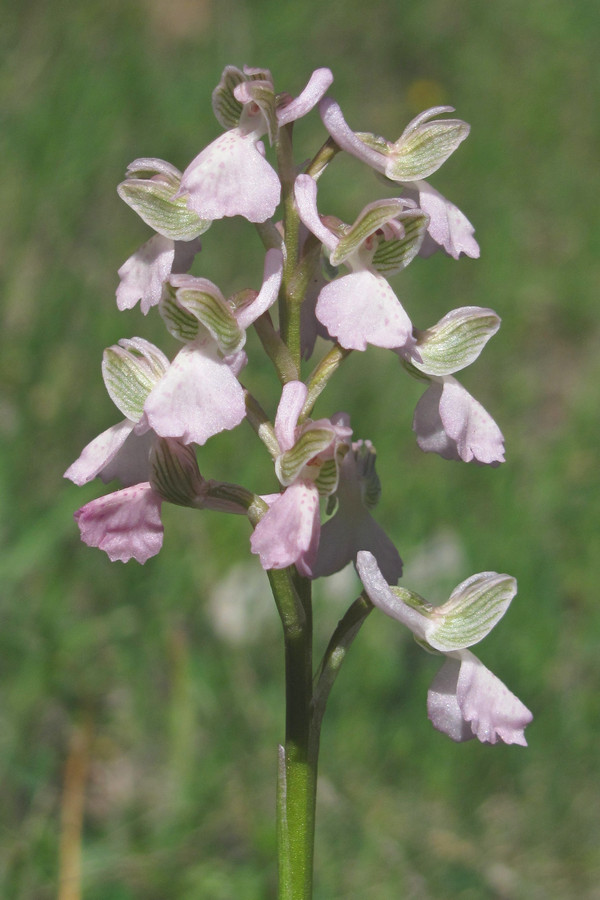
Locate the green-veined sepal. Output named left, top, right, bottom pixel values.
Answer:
left=329, top=199, right=408, bottom=266
left=161, top=277, right=244, bottom=355
left=415, top=572, right=517, bottom=652
left=102, top=338, right=170, bottom=422
left=371, top=211, right=429, bottom=275
left=314, top=441, right=349, bottom=497
left=276, top=427, right=335, bottom=487
left=386, top=108, right=470, bottom=182
left=117, top=159, right=211, bottom=241
left=411, top=307, right=501, bottom=376
left=149, top=438, right=206, bottom=507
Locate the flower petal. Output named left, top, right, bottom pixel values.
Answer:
left=274, top=381, right=308, bottom=451
left=356, top=551, right=426, bottom=637
left=116, top=234, right=175, bottom=314
left=313, top=448, right=402, bottom=581
left=144, top=341, right=246, bottom=446
left=428, top=652, right=533, bottom=745
left=64, top=420, right=135, bottom=486
left=277, top=68, right=334, bottom=126
left=294, top=175, right=339, bottom=253
left=250, top=481, right=320, bottom=575
left=234, top=247, right=284, bottom=330
left=319, top=99, right=388, bottom=173
left=316, top=270, right=412, bottom=351
left=409, top=181, right=479, bottom=260
left=74, top=483, right=163, bottom=564
left=413, top=378, right=505, bottom=465
left=179, top=129, right=280, bottom=222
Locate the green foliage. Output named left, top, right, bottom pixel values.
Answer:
left=1, top=0, right=599, bottom=896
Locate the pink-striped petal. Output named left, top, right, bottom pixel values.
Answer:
left=74, top=483, right=163, bottom=564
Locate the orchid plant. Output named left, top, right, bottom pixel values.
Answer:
left=65, top=65, right=532, bottom=898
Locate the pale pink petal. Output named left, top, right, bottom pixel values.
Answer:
left=274, top=381, right=308, bottom=451
left=294, top=175, right=339, bottom=253
left=64, top=420, right=135, bottom=486
left=116, top=234, right=175, bottom=314
left=99, top=428, right=154, bottom=487
left=356, top=550, right=427, bottom=635
left=315, top=270, right=412, bottom=351
left=144, top=342, right=246, bottom=446
left=412, top=181, right=479, bottom=260
left=277, top=68, right=334, bottom=126
left=235, top=247, right=284, bottom=329
left=413, top=378, right=505, bottom=465
left=428, top=652, right=533, bottom=745
left=74, top=483, right=163, bottom=564
left=319, top=99, right=388, bottom=173
left=179, top=129, right=280, bottom=222
left=250, top=481, right=320, bottom=575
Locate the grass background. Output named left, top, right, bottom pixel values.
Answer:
left=1, top=0, right=599, bottom=897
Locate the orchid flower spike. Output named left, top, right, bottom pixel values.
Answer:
left=356, top=551, right=533, bottom=745
left=294, top=173, right=427, bottom=351
left=399, top=306, right=505, bottom=464
left=319, top=98, right=479, bottom=259
left=250, top=380, right=352, bottom=576
left=177, top=66, right=333, bottom=223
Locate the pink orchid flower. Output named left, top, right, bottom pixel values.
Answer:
left=319, top=98, right=479, bottom=260
left=399, top=306, right=505, bottom=465
left=294, top=174, right=425, bottom=351
left=250, top=381, right=352, bottom=576
left=357, top=551, right=533, bottom=745
left=178, top=66, right=333, bottom=223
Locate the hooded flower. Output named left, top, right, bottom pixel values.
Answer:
left=178, top=66, right=333, bottom=223
left=356, top=551, right=533, bottom=745
left=64, top=343, right=208, bottom=568
left=399, top=307, right=505, bottom=464
left=116, top=158, right=210, bottom=313
left=294, top=174, right=427, bottom=351
left=319, top=98, right=479, bottom=259
left=312, top=440, right=403, bottom=583
left=250, top=380, right=352, bottom=576
left=144, top=247, right=283, bottom=445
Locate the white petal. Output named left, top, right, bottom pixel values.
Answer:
left=116, top=235, right=175, bottom=314
left=144, top=342, right=246, bottom=445
left=316, top=270, right=412, bottom=351
left=64, top=420, right=135, bottom=486
left=179, top=129, right=280, bottom=223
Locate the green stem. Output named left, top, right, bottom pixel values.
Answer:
left=276, top=123, right=302, bottom=374
left=268, top=568, right=317, bottom=900
left=301, top=344, right=352, bottom=420
left=313, top=594, right=373, bottom=733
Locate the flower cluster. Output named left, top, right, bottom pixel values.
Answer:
left=66, top=65, right=530, bottom=745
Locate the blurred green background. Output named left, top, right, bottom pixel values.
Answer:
left=1, top=1, right=599, bottom=897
